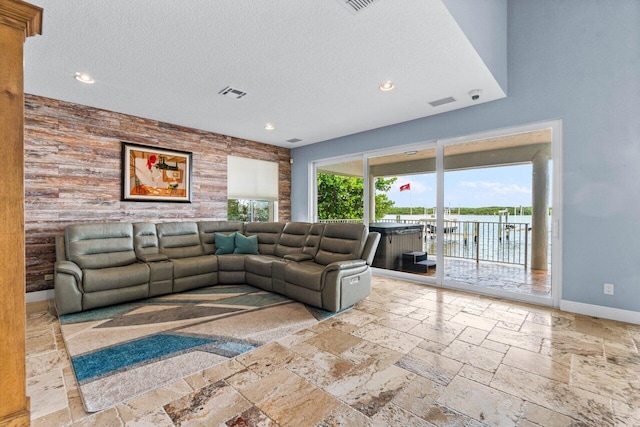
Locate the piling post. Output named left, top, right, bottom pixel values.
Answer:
left=475, top=221, right=480, bottom=263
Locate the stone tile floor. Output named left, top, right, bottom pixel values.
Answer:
left=27, top=276, right=639, bottom=426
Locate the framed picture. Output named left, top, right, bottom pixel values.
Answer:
left=121, top=141, right=192, bottom=202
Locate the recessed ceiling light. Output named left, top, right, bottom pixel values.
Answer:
left=404, top=150, right=418, bottom=155
left=264, top=123, right=275, bottom=131
left=379, top=81, right=395, bottom=92
left=74, top=72, right=94, bottom=84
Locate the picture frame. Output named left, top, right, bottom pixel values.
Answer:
left=121, top=141, right=192, bottom=203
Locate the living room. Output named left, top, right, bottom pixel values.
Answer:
left=2, top=1, right=639, bottom=426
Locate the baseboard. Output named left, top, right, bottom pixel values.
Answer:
left=0, top=407, right=30, bottom=427
left=25, top=289, right=54, bottom=303
left=560, top=299, right=640, bottom=325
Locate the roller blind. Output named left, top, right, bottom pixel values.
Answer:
left=227, top=156, right=279, bottom=201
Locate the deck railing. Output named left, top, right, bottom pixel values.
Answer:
left=318, top=219, right=364, bottom=224
left=320, top=218, right=531, bottom=267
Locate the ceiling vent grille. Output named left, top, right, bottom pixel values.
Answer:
left=287, top=138, right=302, bottom=144
left=338, top=0, right=379, bottom=13
left=219, top=86, right=247, bottom=99
left=429, top=96, right=456, bottom=107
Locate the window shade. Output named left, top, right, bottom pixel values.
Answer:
left=227, top=156, right=279, bottom=201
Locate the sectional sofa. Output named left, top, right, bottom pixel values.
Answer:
left=54, top=221, right=381, bottom=315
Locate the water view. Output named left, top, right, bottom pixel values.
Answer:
left=380, top=213, right=552, bottom=268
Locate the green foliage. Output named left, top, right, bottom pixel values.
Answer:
left=228, top=199, right=270, bottom=222
left=374, top=177, right=397, bottom=219
left=317, top=173, right=397, bottom=220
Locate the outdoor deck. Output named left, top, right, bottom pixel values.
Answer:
left=398, top=258, right=551, bottom=298
left=320, top=218, right=552, bottom=299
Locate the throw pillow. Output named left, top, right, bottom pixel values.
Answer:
left=234, top=233, right=259, bottom=254
left=214, top=232, right=236, bottom=255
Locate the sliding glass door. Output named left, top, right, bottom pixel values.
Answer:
left=311, top=124, right=557, bottom=305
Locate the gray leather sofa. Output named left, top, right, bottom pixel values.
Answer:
left=54, top=221, right=380, bottom=315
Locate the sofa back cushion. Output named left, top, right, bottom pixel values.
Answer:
left=133, top=222, right=160, bottom=257
left=274, top=222, right=311, bottom=257
left=157, top=222, right=203, bottom=259
left=244, top=222, right=285, bottom=255
left=314, top=223, right=367, bottom=266
left=198, top=221, right=244, bottom=255
left=302, top=223, right=325, bottom=257
left=65, top=222, right=136, bottom=269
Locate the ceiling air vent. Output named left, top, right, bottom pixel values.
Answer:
left=219, top=86, right=247, bottom=99
left=287, top=138, right=302, bottom=144
left=337, top=0, right=379, bottom=13
left=429, top=96, right=456, bottom=107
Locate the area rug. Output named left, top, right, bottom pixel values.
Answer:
left=59, top=284, right=339, bottom=412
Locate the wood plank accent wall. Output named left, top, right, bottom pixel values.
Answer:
left=24, top=94, right=291, bottom=293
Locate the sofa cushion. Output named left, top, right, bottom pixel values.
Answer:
left=314, top=223, right=366, bottom=266
left=245, top=255, right=281, bottom=277
left=214, top=232, right=236, bottom=255
left=157, top=222, right=204, bottom=259
left=244, top=222, right=285, bottom=255
left=274, top=222, right=311, bottom=257
left=284, top=261, right=325, bottom=291
left=172, top=255, right=217, bottom=279
left=234, top=233, right=259, bottom=254
left=83, top=263, right=149, bottom=293
left=65, top=223, right=137, bottom=269
left=133, top=222, right=161, bottom=259
left=217, top=254, right=247, bottom=271
left=302, top=223, right=325, bottom=258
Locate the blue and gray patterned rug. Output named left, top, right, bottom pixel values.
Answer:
left=59, top=285, right=339, bottom=412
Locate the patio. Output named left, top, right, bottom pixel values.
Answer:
left=397, top=258, right=551, bottom=299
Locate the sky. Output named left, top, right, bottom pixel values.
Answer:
left=383, top=164, right=534, bottom=208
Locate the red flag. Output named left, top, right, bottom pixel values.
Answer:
left=400, top=183, right=411, bottom=191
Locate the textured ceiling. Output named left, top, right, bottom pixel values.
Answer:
left=23, top=0, right=505, bottom=148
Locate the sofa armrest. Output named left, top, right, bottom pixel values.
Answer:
left=54, top=261, right=84, bottom=315
left=324, top=259, right=367, bottom=272
left=138, top=253, right=169, bottom=263
left=283, top=253, right=314, bottom=262
left=55, top=260, right=83, bottom=284
left=320, top=259, right=370, bottom=311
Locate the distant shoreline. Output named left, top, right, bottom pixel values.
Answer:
left=386, top=206, right=540, bottom=216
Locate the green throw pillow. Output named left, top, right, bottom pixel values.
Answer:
left=214, top=232, right=236, bottom=255
left=234, top=233, right=259, bottom=254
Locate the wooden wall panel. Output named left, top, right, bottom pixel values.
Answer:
left=24, top=95, right=291, bottom=293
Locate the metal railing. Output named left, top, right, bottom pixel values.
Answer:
left=320, top=218, right=530, bottom=267
left=319, top=219, right=364, bottom=224
left=422, top=219, right=530, bottom=267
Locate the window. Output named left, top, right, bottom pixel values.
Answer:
left=227, top=156, right=278, bottom=222
left=228, top=199, right=276, bottom=222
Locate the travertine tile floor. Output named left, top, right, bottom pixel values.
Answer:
left=27, top=276, right=639, bottom=426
